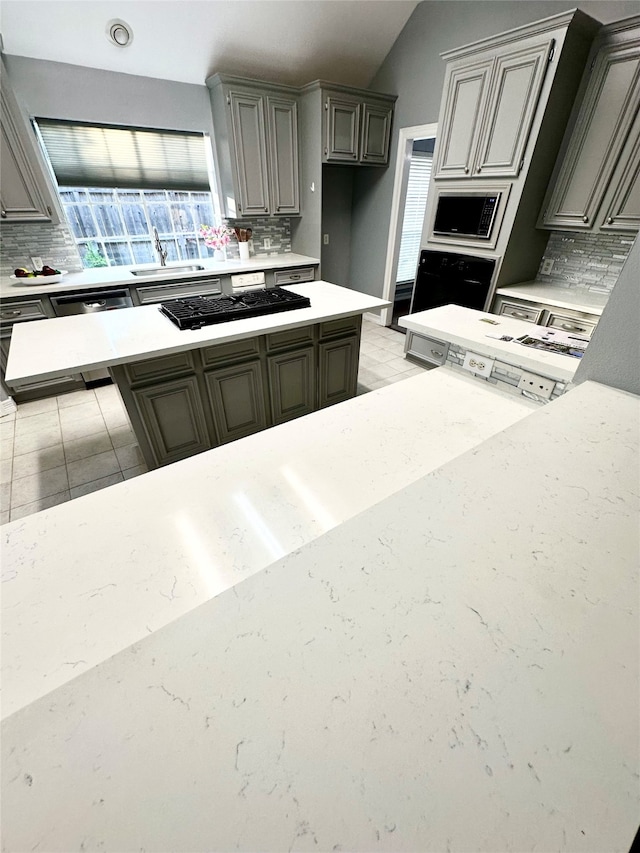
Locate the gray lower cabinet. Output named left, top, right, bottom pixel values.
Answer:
left=267, top=346, right=315, bottom=424
left=112, top=316, right=362, bottom=468
left=205, top=359, right=268, bottom=444
left=132, top=376, right=211, bottom=466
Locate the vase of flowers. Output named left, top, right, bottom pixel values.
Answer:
left=200, top=224, right=232, bottom=261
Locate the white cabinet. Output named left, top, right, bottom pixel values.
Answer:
left=435, top=36, right=554, bottom=179
left=322, top=87, right=394, bottom=165
left=540, top=16, right=640, bottom=233
left=0, top=59, right=58, bottom=223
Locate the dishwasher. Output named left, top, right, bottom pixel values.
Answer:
left=50, top=289, right=134, bottom=383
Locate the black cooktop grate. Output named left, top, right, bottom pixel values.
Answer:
left=159, top=288, right=311, bottom=330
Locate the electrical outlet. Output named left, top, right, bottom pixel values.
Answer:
left=263, top=237, right=271, bottom=250
left=323, top=233, right=329, bottom=245
left=31, top=256, right=43, bottom=271
left=517, top=370, right=555, bottom=399
left=462, top=351, right=494, bottom=378
left=540, top=258, right=554, bottom=275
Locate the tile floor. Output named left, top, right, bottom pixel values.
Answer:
left=0, top=316, right=429, bottom=523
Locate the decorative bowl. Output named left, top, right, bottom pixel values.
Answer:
left=10, top=271, right=68, bottom=284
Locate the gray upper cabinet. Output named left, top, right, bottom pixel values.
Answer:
left=207, top=74, right=300, bottom=218
left=435, top=36, right=553, bottom=179
left=0, top=60, right=58, bottom=223
left=540, top=17, right=640, bottom=233
left=322, top=87, right=395, bottom=165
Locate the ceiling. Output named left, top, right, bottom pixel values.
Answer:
left=0, top=0, right=419, bottom=88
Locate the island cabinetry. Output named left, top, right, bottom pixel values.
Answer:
left=492, top=294, right=598, bottom=337
left=0, top=58, right=59, bottom=223
left=435, top=33, right=554, bottom=179
left=207, top=74, right=300, bottom=218
left=321, top=86, right=394, bottom=165
left=132, top=277, right=224, bottom=306
left=110, top=314, right=363, bottom=468
left=540, top=17, right=640, bottom=233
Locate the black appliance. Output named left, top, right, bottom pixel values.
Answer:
left=409, top=250, right=496, bottom=314
left=160, top=288, right=311, bottom=330
left=433, top=192, right=501, bottom=240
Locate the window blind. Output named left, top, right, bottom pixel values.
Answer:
left=35, top=119, right=211, bottom=192
left=396, top=152, right=433, bottom=284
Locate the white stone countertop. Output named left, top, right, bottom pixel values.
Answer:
left=1, top=367, right=537, bottom=719
left=5, top=281, right=386, bottom=385
left=0, top=252, right=320, bottom=299
left=496, top=281, right=609, bottom=315
left=2, top=380, right=638, bottom=852
left=400, top=304, right=582, bottom=382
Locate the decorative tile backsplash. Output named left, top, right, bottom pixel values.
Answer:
left=223, top=217, right=292, bottom=259
left=0, top=221, right=83, bottom=277
left=537, top=231, right=635, bottom=293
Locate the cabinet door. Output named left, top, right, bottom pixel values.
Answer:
left=132, top=376, right=210, bottom=467
left=599, top=107, right=640, bottom=232
left=318, top=335, right=359, bottom=408
left=267, top=96, right=299, bottom=214
left=360, top=103, right=392, bottom=165
left=434, top=58, right=493, bottom=178
left=542, top=40, right=640, bottom=230
left=229, top=91, right=270, bottom=216
left=205, top=359, right=268, bottom=444
left=267, top=346, right=315, bottom=424
left=0, top=89, right=53, bottom=223
left=325, top=97, right=361, bottom=162
left=474, top=40, right=552, bottom=177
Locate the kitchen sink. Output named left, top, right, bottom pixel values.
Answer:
left=130, top=264, right=205, bottom=277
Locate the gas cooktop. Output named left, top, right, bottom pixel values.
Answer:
left=159, top=288, right=311, bottom=330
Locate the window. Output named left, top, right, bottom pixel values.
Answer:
left=35, top=119, right=220, bottom=268
left=396, top=141, right=434, bottom=285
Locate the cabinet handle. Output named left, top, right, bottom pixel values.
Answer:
left=607, top=217, right=613, bottom=225
left=1, top=210, right=6, bottom=218
left=464, top=167, right=469, bottom=174
left=511, top=310, right=528, bottom=318
left=288, top=274, right=301, bottom=280
left=477, top=167, right=482, bottom=173
left=2, top=309, right=22, bottom=317
left=561, top=323, right=585, bottom=332
left=582, top=215, right=589, bottom=223
left=431, top=349, right=443, bottom=358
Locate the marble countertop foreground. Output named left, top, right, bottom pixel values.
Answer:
left=400, top=304, right=582, bottom=382
left=0, top=252, right=320, bottom=298
left=495, top=281, right=609, bottom=315
left=2, top=380, right=638, bottom=852
left=5, top=281, right=388, bottom=385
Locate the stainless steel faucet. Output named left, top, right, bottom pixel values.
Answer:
left=152, top=227, right=168, bottom=266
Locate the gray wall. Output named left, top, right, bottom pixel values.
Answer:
left=574, top=236, right=640, bottom=395
left=348, top=0, right=640, bottom=299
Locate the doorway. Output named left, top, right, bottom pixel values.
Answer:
left=380, top=123, right=437, bottom=329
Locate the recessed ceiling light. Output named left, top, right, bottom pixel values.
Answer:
left=106, top=19, right=133, bottom=48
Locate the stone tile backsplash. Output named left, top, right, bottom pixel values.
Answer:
left=537, top=230, right=635, bottom=293
left=223, top=217, right=292, bottom=259
left=0, top=221, right=83, bottom=277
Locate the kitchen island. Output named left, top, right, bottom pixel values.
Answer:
left=2, top=379, right=638, bottom=851
left=6, top=281, right=388, bottom=467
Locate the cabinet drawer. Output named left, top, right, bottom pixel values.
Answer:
left=266, top=325, right=314, bottom=351
left=135, top=278, right=222, bottom=305
left=546, top=312, right=596, bottom=338
left=273, top=267, right=315, bottom=286
left=124, top=351, right=195, bottom=385
left=319, top=314, right=361, bottom=339
left=498, top=301, right=544, bottom=323
left=201, top=337, right=261, bottom=367
left=405, top=332, right=449, bottom=366
left=0, top=298, right=50, bottom=325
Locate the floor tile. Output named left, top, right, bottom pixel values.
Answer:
left=368, top=378, right=395, bottom=390
left=63, top=431, right=113, bottom=464
left=385, top=356, right=416, bottom=374
left=115, top=443, right=144, bottom=471
left=364, top=347, right=395, bottom=364
left=66, top=449, right=121, bottom=489
left=1, top=510, right=10, bottom=525
left=0, top=455, right=13, bottom=484
left=101, top=408, right=130, bottom=430
left=10, top=490, right=71, bottom=521
left=108, top=424, right=136, bottom=448
left=1, top=480, right=11, bottom=513
left=58, top=400, right=103, bottom=427
left=13, top=424, right=63, bottom=457
left=122, top=464, right=148, bottom=480
left=368, top=362, right=406, bottom=380
left=15, top=397, right=58, bottom=419
left=57, top=389, right=96, bottom=409
left=70, top=472, right=124, bottom=500
left=13, top=410, right=60, bottom=438
left=60, top=413, right=107, bottom=443
left=11, top=465, right=69, bottom=509
left=12, top=445, right=66, bottom=480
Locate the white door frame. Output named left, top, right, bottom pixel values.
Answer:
left=379, top=122, right=437, bottom=327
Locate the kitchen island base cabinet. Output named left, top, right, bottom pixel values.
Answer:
left=111, top=315, right=362, bottom=469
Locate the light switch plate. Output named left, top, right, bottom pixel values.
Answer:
left=517, top=370, right=555, bottom=399
left=462, top=351, right=494, bottom=378
left=31, top=256, right=44, bottom=271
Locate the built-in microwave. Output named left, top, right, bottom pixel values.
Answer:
left=433, top=191, right=501, bottom=240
